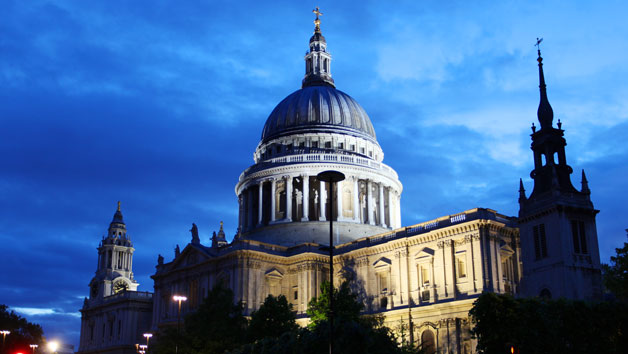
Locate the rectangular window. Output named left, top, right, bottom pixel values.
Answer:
left=325, top=141, right=332, bottom=148
left=312, top=141, right=319, bottom=148
left=339, top=142, right=344, bottom=149
left=420, top=266, right=430, bottom=285
left=360, top=147, right=365, bottom=154
left=350, top=144, right=355, bottom=151
left=294, top=290, right=298, bottom=300
left=533, top=224, right=548, bottom=260
left=457, top=257, right=467, bottom=278
left=571, top=220, right=588, bottom=254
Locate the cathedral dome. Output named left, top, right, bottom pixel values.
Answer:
left=261, top=85, right=377, bottom=144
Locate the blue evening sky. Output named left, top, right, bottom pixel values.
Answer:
left=1, top=0, right=626, bottom=347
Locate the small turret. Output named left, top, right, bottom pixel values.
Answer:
left=212, top=221, right=228, bottom=248
left=518, top=178, right=527, bottom=204
left=581, top=169, right=590, bottom=195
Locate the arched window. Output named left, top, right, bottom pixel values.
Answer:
left=421, top=330, right=436, bottom=354
left=540, top=288, right=552, bottom=300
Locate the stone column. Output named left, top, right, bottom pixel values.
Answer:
left=336, top=180, right=343, bottom=221
left=257, top=182, right=263, bottom=226
left=396, top=193, right=402, bottom=227
left=248, top=188, right=254, bottom=230
left=367, top=180, right=375, bottom=225
left=270, top=178, right=277, bottom=223
left=353, top=177, right=360, bottom=222
left=286, top=176, right=293, bottom=222
left=319, top=180, right=327, bottom=221
left=238, top=195, right=243, bottom=231
left=387, top=187, right=393, bottom=228
left=378, top=183, right=386, bottom=227
left=302, top=175, right=309, bottom=221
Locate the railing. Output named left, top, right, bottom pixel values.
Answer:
left=334, top=208, right=517, bottom=254
left=241, top=152, right=398, bottom=178
left=102, top=290, right=153, bottom=304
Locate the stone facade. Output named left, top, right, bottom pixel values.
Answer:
left=78, top=15, right=602, bottom=354
left=152, top=208, right=520, bottom=353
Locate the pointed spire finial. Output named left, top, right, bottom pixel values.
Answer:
left=535, top=37, right=554, bottom=130
left=519, top=178, right=527, bottom=203
left=117, top=201, right=121, bottom=211
left=581, top=169, right=590, bottom=194
left=313, top=7, right=323, bottom=33
left=220, top=221, right=224, bottom=231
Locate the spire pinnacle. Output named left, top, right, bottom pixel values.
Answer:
left=313, top=7, right=323, bottom=34
left=519, top=178, right=527, bottom=203
left=117, top=201, right=121, bottom=212
left=581, top=169, right=590, bottom=194
left=535, top=37, right=554, bottom=130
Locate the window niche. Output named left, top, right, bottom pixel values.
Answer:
left=373, top=257, right=392, bottom=310
left=416, top=247, right=435, bottom=303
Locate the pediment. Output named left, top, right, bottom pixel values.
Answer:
left=170, top=244, right=210, bottom=270
left=265, top=268, right=284, bottom=280
left=415, top=247, right=435, bottom=259
left=372, top=257, right=392, bottom=271
left=500, top=244, right=515, bottom=258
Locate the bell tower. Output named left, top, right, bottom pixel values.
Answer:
left=88, top=202, right=139, bottom=301
left=518, top=42, right=602, bottom=300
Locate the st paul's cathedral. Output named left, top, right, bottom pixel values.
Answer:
left=77, top=12, right=602, bottom=354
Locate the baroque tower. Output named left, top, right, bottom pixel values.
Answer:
left=89, top=202, right=139, bottom=299
left=78, top=202, right=152, bottom=354
left=518, top=45, right=602, bottom=300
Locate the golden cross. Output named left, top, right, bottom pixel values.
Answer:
left=313, top=7, right=323, bottom=19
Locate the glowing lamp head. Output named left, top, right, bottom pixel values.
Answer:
left=48, top=341, right=59, bottom=352
left=143, top=333, right=153, bottom=339
left=173, top=295, right=187, bottom=302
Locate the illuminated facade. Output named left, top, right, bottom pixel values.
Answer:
left=78, top=14, right=601, bottom=354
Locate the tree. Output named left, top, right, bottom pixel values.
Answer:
left=247, top=295, right=298, bottom=342
left=602, top=229, right=628, bottom=301
left=153, top=285, right=246, bottom=354
left=0, top=304, right=45, bottom=354
left=306, top=281, right=363, bottom=328
left=469, top=292, right=628, bottom=354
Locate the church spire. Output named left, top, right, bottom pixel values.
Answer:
left=536, top=38, right=554, bottom=130
left=581, top=169, right=591, bottom=194
left=302, top=7, right=335, bottom=88
left=519, top=178, right=527, bottom=204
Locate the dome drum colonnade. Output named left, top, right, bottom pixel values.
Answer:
left=234, top=11, right=402, bottom=246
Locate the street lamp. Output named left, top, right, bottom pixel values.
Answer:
left=172, top=295, right=187, bottom=354
left=317, top=170, right=345, bottom=354
left=30, top=344, right=39, bottom=354
left=143, top=333, right=152, bottom=347
left=48, top=341, right=59, bottom=354
left=1, top=330, right=10, bottom=348
left=139, top=344, right=147, bottom=353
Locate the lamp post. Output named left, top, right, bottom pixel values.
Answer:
left=1, top=330, right=10, bottom=352
left=143, top=333, right=152, bottom=353
left=317, top=170, right=345, bottom=354
left=48, top=341, right=58, bottom=354
left=29, top=344, right=38, bottom=354
left=172, top=295, right=187, bottom=354
left=139, top=344, right=147, bottom=353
